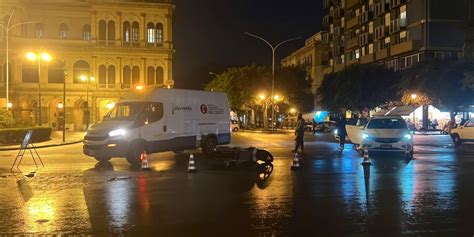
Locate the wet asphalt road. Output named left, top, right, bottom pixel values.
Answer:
left=0, top=132, right=473, bottom=236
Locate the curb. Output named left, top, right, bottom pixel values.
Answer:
left=0, top=140, right=83, bottom=151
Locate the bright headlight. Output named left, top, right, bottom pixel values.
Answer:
left=334, top=129, right=338, bottom=135
left=109, top=129, right=127, bottom=137
left=362, top=133, right=370, bottom=140
left=404, top=134, right=412, bottom=140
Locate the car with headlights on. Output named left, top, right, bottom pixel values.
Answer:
left=360, top=116, right=413, bottom=158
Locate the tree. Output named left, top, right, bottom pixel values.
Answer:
left=204, top=65, right=313, bottom=127
left=317, top=64, right=400, bottom=113
left=400, top=59, right=474, bottom=120
left=204, top=64, right=269, bottom=113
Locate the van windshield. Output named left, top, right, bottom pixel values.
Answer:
left=367, top=118, right=407, bottom=129
left=105, top=102, right=146, bottom=121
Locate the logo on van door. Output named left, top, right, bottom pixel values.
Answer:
left=200, top=104, right=208, bottom=114
left=200, top=104, right=224, bottom=115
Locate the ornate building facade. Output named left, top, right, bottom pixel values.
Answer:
left=0, top=0, right=175, bottom=131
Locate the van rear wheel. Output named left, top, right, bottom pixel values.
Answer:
left=127, top=142, right=145, bottom=165
left=202, top=136, right=218, bottom=155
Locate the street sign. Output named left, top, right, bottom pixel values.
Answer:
left=11, top=130, right=44, bottom=173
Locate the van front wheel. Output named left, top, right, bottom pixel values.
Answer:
left=202, top=136, right=218, bottom=155
left=127, top=142, right=145, bottom=165
left=94, top=156, right=111, bottom=162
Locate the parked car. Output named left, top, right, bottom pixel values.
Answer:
left=450, top=118, right=474, bottom=146
left=231, top=120, right=240, bottom=132
left=314, top=121, right=336, bottom=133
left=358, top=116, right=414, bottom=158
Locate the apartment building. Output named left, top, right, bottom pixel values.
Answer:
left=321, top=0, right=473, bottom=74
left=281, top=32, right=327, bottom=109
left=0, top=0, right=175, bottom=131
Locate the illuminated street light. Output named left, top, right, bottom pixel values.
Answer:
left=135, top=85, right=145, bottom=91
left=259, top=94, right=266, bottom=100
left=57, top=102, right=64, bottom=109
left=106, top=102, right=115, bottom=110
left=290, top=108, right=296, bottom=114
left=25, top=52, right=37, bottom=61
left=26, top=50, right=52, bottom=126
left=411, top=94, right=417, bottom=100
left=7, top=102, right=12, bottom=109
left=41, top=53, right=52, bottom=62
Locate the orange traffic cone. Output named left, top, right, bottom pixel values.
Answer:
left=361, top=146, right=372, bottom=165
left=141, top=151, right=150, bottom=170
left=291, top=152, right=300, bottom=169
left=187, top=153, right=197, bottom=172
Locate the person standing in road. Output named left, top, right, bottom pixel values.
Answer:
left=293, top=113, right=305, bottom=154
left=337, top=112, right=347, bottom=151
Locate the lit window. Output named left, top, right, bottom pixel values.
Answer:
left=83, top=24, right=91, bottom=41
left=35, top=23, right=44, bottom=38
left=147, top=22, right=155, bottom=44
left=355, top=49, right=360, bottom=59
left=123, top=21, right=131, bottom=43
left=132, top=22, right=139, bottom=42
left=400, top=5, right=407, bottom=27
left=59, top=23, right=68, bottom=39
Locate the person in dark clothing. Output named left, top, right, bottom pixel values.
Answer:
left=337, top=113, right=347, bottom=151
left=293, top=113, right=305, bottom=154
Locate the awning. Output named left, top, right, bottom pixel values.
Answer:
left=372, top=106, right=416, bottom=117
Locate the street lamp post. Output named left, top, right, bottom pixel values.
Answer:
left=411, top=94, right=417, bottom=129
left=0, top=9, right=38, bottom=109
left=26, top=51, right=51, bottom=126
left=245, top=32, right=301, bottom=131
left=80, top=75, right=95, bottom=129
left=258, top=94, right=267, bottom=129
left=63, top=72, right=67, bottom=142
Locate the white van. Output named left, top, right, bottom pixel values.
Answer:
left=83, top=88, right=231, bottom=164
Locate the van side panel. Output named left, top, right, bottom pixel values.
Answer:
left=145, top=89, right=231, bottom=151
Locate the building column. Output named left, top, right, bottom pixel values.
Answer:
left=165, top=13, right=173, bottom=49
left=92, top=10, right=98, bottom=42
left=141, top=58, right=146, bottom=84
left=165, top=56, right=173, bottom=86
left=141, top=13, right=146, bottom=47
left=117, top=12, right=122, bottom=41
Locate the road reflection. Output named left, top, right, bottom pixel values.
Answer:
left=82, top=154, right=274, bottom=235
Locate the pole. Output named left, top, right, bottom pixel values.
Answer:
left=37, top=51, right=42, bottom=126
left=271, top=49, right=275, bottom=131
left=63, top=72, right=66, bottom=142
left=1, top=10, right=38, bottom=109
left=86, top=78, right=89, bottom=129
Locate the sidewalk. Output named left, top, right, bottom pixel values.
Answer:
left=0, top=131, right=84, bottom=151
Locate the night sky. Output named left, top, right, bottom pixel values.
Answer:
left=172, top=0, right=323, bottom=89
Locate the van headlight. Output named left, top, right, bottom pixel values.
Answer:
left=362, top=133, right=370, bottom=140
left=109, top=129, right=127, bottom=137
left=404, top=134, right=412, bottom=140
left=334, top=129, right=338, bottom=135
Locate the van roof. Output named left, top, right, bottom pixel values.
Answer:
left=119, top=88, right=228, bottom=102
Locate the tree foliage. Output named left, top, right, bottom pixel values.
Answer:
left=0, top=108, right=14, bottom=128
left=400, top=59, right=474, bottom=113
left=317, top=64, right=400, bottom=112
left=204, top=65, right=314, bottom=113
